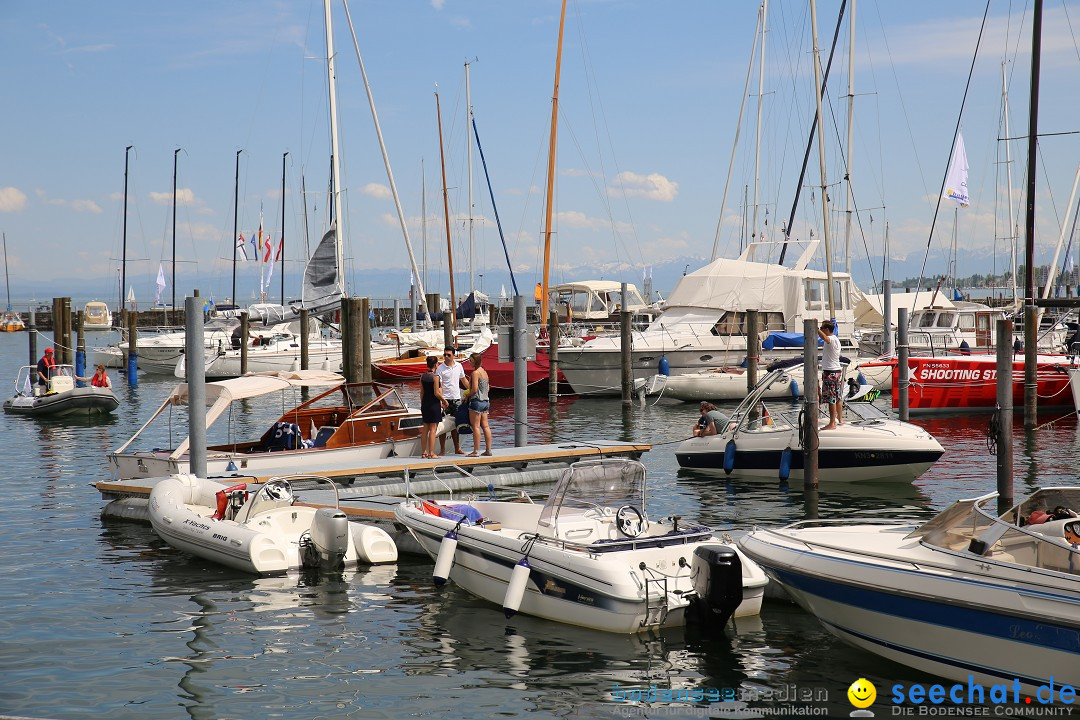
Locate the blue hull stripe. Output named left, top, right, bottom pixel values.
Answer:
left=772, top=567, right=1080, bottom=655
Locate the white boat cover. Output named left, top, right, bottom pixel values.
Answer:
left=854, top=293, right=956, bottom=329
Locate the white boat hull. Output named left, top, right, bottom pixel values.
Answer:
left=739, top=523, right=1080, bottom=693
left=149, top=474, right=397, bottom=574
left=396, top=501, right=766, bottom=634
left=644, top=368, right=801, bottom=402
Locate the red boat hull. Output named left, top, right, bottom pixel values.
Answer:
left=370, top=345, right=568, bottom=392
left=892, top=355, right=1072, bottom=412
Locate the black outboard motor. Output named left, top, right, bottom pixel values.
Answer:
left=687, top=545, right=743, bottom=636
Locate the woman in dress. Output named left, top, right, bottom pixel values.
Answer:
left=466, top=352, right=492, bottom=456
left=420, top=354, right=446, bottom=458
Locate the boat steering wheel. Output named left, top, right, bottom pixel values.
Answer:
left=615, top=505, right=649, bottom=538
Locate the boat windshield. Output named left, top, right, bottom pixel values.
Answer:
left=538, top=459, right=646, bottom=529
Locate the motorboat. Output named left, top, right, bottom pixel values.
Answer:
left=109, top=372, right=425, bottom=480
left=175, top=322, right=345, bottom=379
left=638, top=364, right=801, bottom=403
left=149, top=473, right=397, bottom=575
left=675, top=360, right=943, bottom=482
left=91, top=322, right=236, bottom=373
left=372, top=327, right=494, bottom=381
left=738, top=488, right=1080, bottom=693
left=0, top=309, right=24, bottom=333
left=395, top=458, right=768, bottom=634
left=556, top=241, right=862, bottom=395
left=3, top=364, right=119, bottom=417
left=82, top=301, right=112, bottom=331
left=880, top=353, right=1073, bottom=413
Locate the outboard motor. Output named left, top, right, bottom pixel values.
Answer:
left=687, top=545, right=743, bottom=636
left=305, top=508, right=350, bottom=570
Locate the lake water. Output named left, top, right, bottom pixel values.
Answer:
left=2, top=329, right=1078, bottom=719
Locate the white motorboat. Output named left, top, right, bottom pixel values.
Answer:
left=738, top=488, right=1080, bottom=693
left=395, top=458, right=768, bottom=634
left=110, top=372, right=424, bottom=480
left=177, top=324, right=344, bottom=379
left=556, top=241, right=862, bottom=395
left=3, top=365, right=119, bottom=417
left=91, top=322, right=236, bottom=373
left=82, top=301, right=113, bottom=331
left=675, top=360, right=943, bottom=482
left=639, top=366, right=800, bottom=403
left=149, top=473, right=397, bottom=575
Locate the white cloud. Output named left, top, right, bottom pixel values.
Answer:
left=431, top=0, right=445, bottom=10
left=556, top=210, right=633, bottom=235
left=149, top=188, right=199, bottom=206
left=562, top=167, right=600, bottom=178
left=33, top=188, right=100, bottom=213
left=0, top=187, right=28, bottom=212
left=609, top=171, right=679, bottom=202
left=362, top=183, right=392, bottom=200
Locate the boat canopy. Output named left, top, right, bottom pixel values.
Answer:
left=112, top=370, right=344, bottom=458
left=854, top=293, right=956, bottom=329
left=538, top=458, right=647, bottom=531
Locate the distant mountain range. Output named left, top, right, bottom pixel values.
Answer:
left=8, top=247, right=1035, bottom=308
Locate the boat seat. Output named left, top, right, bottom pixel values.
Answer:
left=313, top=426, right=338, bottom=448
left=265, top=421, right=302, bottom=451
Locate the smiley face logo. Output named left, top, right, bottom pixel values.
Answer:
left=848, top=678, right=876, bottom=709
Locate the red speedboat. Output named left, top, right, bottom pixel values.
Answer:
left=891, top=354, right=1074, bottom=413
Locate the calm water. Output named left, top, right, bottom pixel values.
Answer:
left=2, top=330, right=1079, bottom=719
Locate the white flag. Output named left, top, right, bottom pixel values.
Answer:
left=155, top=263, right=166, bottom=304
left=944, top=132, right=970, bottom=207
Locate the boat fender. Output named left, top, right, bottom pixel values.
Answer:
left=723, top=439, right=736, bottom=475
left=212, top=483, right=248, bottom=520
left=779, top=447, right=792, bottom=482
left=658, top=355, right=670, bottom=376
left=433, top=530, right=458, bottom=586
left=686, top=545, right=743, bottom=636
left=503, top=556, right=532, bottom=619
left=788, top=379, right=799, bottom=399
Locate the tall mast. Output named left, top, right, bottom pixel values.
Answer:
left=422, top=159, right=428, bottom=293
left=341, top=0, right=428, bottom=318
left=810, top=0, right=837, bottom=317
left=3, top=232, right=11, bottom=311
left=231, top=149, right=242, bottom=306
left=466, top=60, right=475, bottom=302
left=436, top=88, right=456, bottom=335
left=281, top=151, right=288, bottom=307
left=172, top=147, right=179, bottom=311
left=1001, top=62, right=1019, bottom=309
left=540, top=0, right=568, bottom=313
left=122, top=145, right=131, bottom=312
left=325, top=0, right=346, bottom=294
left=751, top=0, right=768, bottom=246
left=843, top=0, right=855, bottom=277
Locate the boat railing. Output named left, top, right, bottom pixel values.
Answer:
left=264, top=474, right=340, bottom=509
left=522, top=526, right=715, bottom=554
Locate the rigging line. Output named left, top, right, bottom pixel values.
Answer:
left=1062, top=0, right=1080, bottom=63
left=778, top=0, right=847, bottom=266
left=911, top=0, right=992, bottom=315
left=472, top=117, right=519, bottom=296
left=572, top=1, right=637, bottom=270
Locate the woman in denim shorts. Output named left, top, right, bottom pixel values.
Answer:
left=466, top=353, right=493, bottom=456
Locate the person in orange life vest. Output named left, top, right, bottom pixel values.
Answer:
left=36, top=348, right=58, bottom=392
left=77, top=364, right=113, bottom=389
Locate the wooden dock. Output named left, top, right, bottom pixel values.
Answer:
left=97, top=441, right=651, bottom=524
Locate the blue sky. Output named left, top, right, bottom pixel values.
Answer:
left=1, top=1, right=1078, bottom=305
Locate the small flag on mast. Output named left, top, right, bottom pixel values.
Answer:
left=236, top=233, right=248, bottom=260
left=155, top=263, right=166, bottom=304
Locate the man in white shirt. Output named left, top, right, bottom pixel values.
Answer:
left=436, top=348, right=468, bottom=454
left=817, top=320, right=843, bottom=430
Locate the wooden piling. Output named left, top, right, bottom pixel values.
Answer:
left=300, top=308, right=310, bottom=370
left=620, top=282, right=632, bottom=406
left=548, top=308, right=559, bottom=404
left=802, top=318, right=819, bottom=490
left=996, top=318, right=1014, bottom=514
left=747, top=309, right=760, bottom=425
left=239, top=311, right=249, bottom=376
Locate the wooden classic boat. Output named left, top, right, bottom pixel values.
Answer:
left=109, top=372, right=425, bottom=480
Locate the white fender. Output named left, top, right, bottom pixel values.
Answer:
left=502, top=557, right=532, bottom=618
left=433, top=530, right=458, bottom=586
left=350, top=523, right=398, bottom=564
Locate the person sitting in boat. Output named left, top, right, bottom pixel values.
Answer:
left=693, top=401, right=731, bottom=437
left=230, top=324, right=243, bottom=350
left=35, top=348, right=57, bottom=395
left=76, top=364, right=112, bottom=389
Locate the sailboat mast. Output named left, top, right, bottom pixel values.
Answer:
left=172, top=147, right=179, bottom=311
left=751, top=0, right=767, bottom=246
left=232, top=149, right=241, bottom=306
left=122, top=145, right=131, bottom=312
left=422, top=160, right=428, bottom=294
left=1002, top=62, right=1019, bottom=309
left=810, top=0, right=837, bottom=317
left=466, top=60, right=475, bottom=302
left=436, top=89, right=457, bottom=335
left=325, top=0, right=346, bottom=295
left=843, top=0, right=855, bottom=277
left=281, top=151, right=288, bottom=307
left=3, top=232, right=11, bottom=311
left=540, top=0, right=568, bottom=313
